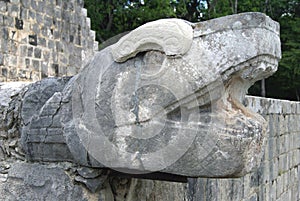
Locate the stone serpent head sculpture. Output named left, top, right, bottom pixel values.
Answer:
left=20, top=12, right=281, bottom=178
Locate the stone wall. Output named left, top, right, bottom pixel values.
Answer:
left=186, top=96, right=300, bottom=201
left=0, top=82, right=299, bottom=201
left=0, top=2, right=298, bottom=199
left=0, top=0, right=98, bottom=82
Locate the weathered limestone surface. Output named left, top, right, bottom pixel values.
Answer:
left=186, top=96, right=300, bottom=201
left=0, top=0, right=98, bottom=82
left=2, top=12, right=282, bottom=180
left=1, top=91, right=299, bottom=201
left=0, top=162, right=91, bottom=201
left=1, top=12, right=298, bottom=201
left=111, top=19, right=193, bottom=62
left=25, top=12, right=280, bottom=178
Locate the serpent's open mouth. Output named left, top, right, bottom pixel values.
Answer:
left=220, top=54, right=278, bottom=121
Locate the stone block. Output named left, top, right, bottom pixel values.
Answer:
left=282, top=100, right=292, bottom=114
left=66, top=66, right=77, bottom=76
left=276, top=176, right=282, bottom=198
left=263, top=183, right=269, bottom=201
left=51, top=64, right=59, bottom=76
left=31, top=0, right=38, bottom=10
left=46, top=40, right=54, bottom=50
left=0, top=14, right=4, bottom=25
left=3, top=16, right=13, bottom=27
left=34, top=47, right=41, bottom=59
left=0, top=54, right=3, bottom=65
left=273, top=158, right=279, bottom=180
left=296, top=103, right=300, bottom=114
left=279, top=136, right=286, bottom=154
left=287, top=115, right=295, bottom=133
left=8, top=67, right=18, bottom=80
left=260, top=161, right=268, bottom=184
left=291, top=185, right=297, bottom=201
left=28, top=9, right=35, bottom=20
left=275, top=136, right=280, bottom=157
left=248, top=193, right=258, bottom=201
left=283, top=172, right=288, bottom=191
left=270, top=180, right=276, bottom=200
left=1, top=68, right=8, bottom=77
left=280, top=191, right=288, bottom=201
left=25, top=58, right=30, bottom=68
left=54, top=7, right=62, bottom=19
left=267, top=137, right=274, bottom=160
left=294, top=133, right=300, bottom=150
left=42, top=50, right=50, bottom=61
left=18, top=69, right=27, bottom=79
left=0, top=2, right=7, bottom=13
left=10, top=0, right=20, bottom=4
left=45, top=5, right=54, bottom=16
left=41, top=26, right=50, bottom=38
left=274, top=115, right=280, bottom=137
left=20, top=7, right=28, bottom=19
left=298, top=167, right=300, bottom=200
left=8, top=40, right=18, bottom=55
left=291, top=102, right=297, bottom=114
left=21, top=0, right=31, bottom=8
left=38, top=37, right=46, bottom=47
left=295, top=149, right=300, bottom=165
left=7, top=55, right=17, bottom=66
left=1, top=42, right=8, bottom=54
left=43, top=16, right=53, bottom=28
left=32, top=59, right=40, bottom=71
left=41, top=61, right=48, bottom=78
left=37, top=1, right=45, bottom=13
left=268, top=99, right=283, bottom=114
left=19, top=45, right=27, bottom=56
left=7, top=4, right=19, bottom=17
left=59, top=53, right=68, bottom=65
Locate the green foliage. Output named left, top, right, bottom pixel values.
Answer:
left=249, top=0, right=300, bottom=100
left=264, top=15, right=300, bottom=100
left=84, top=0, right=176, bottom=44
left=84, top=0, right=300, bottom=100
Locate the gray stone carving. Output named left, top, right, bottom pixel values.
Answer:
left=6, top=13, right=282, bottom=180
left=0, top=162, right=90, bottom=200
left=64, top=12, right=280, bottom=177
left=111, top=19, right=193, bottom=62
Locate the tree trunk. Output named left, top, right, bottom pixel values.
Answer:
left=296, top=89, right=300, bottom=101
left=208, top=0, right=218, bottom=18
left=260, top=0, right=269, bottom=97
left=234, top=0, right=238, bottom=13
left=229, top=0, right=234, bottom=14
left=261, top=79, right=266, bottom=97
left=106, top=9, right=113, bottom=31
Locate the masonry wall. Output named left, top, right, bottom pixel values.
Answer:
left=0, top=0, right=98, bottom=82
left=186, top=96, right=300, bottom=201
left=0, top=1, right=299, bottom=200
left=0, top=83, right=299, bottom=201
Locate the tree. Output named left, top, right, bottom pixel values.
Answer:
left=264, top=15, right=300, bottom=100
left=84, top=0, right=177, bottom=46
left=249, top=0, right=300, bottom=100
left=84, top=0, right=300, bottom=100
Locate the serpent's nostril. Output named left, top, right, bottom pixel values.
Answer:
left=266, top=66, right=271, bottom=71
left=257, top=62, right=267, bottom=71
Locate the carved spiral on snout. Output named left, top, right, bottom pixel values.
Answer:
left=111, top=19, right=194, bottom=63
